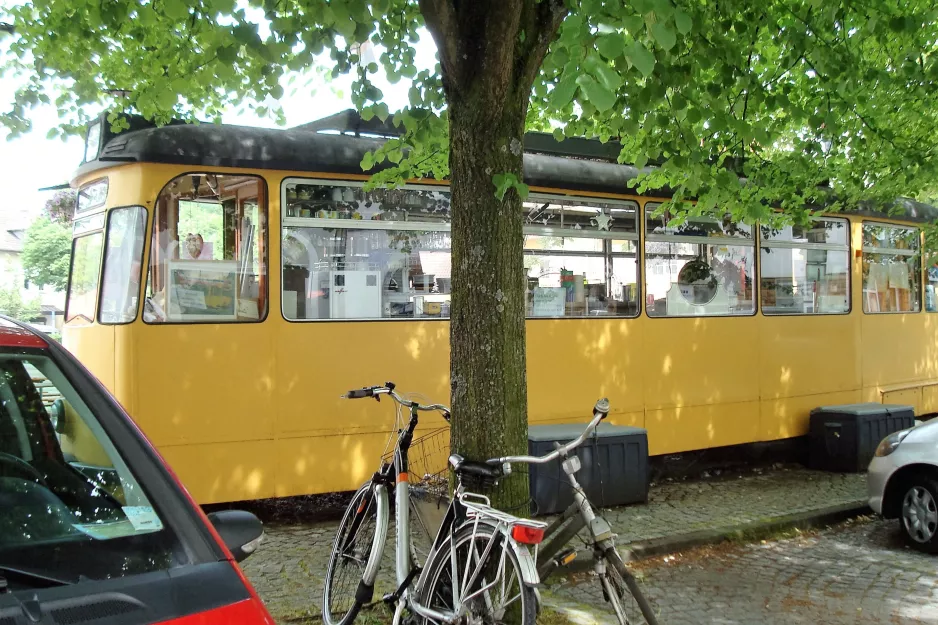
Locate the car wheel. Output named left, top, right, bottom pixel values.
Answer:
left=900, top=475, right=938, bottom=553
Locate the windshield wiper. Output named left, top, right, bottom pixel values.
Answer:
left=0, top=565, right=76, bottom=592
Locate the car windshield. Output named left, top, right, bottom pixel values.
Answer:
left=0, top=351, right=188, bottom=588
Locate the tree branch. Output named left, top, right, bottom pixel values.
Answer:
left=417, top=0, right=462, bottom=94
left=517, top=0, right=567, bottom=93
left=0, top=22, right=13, bottom=34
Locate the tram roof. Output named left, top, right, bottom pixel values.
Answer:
left=74, top=110, right=938, bottom=224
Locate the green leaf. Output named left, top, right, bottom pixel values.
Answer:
left=374, top=102, right=390, bottom=122
left=162, top=0, right=189, bottom=20
left=754, top=127, right=770, bottom=145
left=575, top=74, right=616, bottom=112
left=651, top=23, right=676, bottom=51
left=492, top=173, right=512, bottom=200
left=634, top=153, right=649, bottom=169
left=233, top=24, right=258, bottom=46
left=596, top=33, right=625, bottom=60
left=686, top=107, right=702, bottom=124
left=622, top=15, right=644, bottom=36
left=548, top=74, right=578, bottom=110
left=626, top=41, right=656, bottom=77
left=216, top=44, right=238, bottom=64
left=674, top=10, right=693, bottom=35
left=361, top=151, right=374, bottom=170
left=553, top=127, right=565, bottom=141
left=155, top=87, right=176, bottom=109
left=584, top=55, right=624, bottom=91
left=335, top=17, right=356, bottom=39
left=491, top=173, right=527, bottom=200
left=652, top=0, right=674, bottom=19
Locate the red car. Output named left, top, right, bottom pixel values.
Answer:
left=0, top=316, right=274, bottom=625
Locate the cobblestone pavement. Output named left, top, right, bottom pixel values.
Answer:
left=600, top=467, right=865, bottom=544
left=547, top=516, right=938, bottom=624
left=241, top=467, right=868, bottom=622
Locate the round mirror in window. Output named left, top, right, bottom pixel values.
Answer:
left=677, top=259, right=719, bottom=305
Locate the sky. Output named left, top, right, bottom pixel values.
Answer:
left=0, top=32, right=438, bottom=229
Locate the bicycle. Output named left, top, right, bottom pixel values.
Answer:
left=322, top=382, right=659, bottom=625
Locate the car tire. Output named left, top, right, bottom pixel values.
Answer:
left=899, top=474, right=938, bottom=553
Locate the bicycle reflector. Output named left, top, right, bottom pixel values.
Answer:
left=511, top=523, right=545, bottom=545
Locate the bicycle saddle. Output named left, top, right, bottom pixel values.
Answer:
left=448, top=454, right=502, bottom=480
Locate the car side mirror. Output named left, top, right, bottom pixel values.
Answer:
left=207, top=510, right=264, bottom=563
left=51, top=399, right=67, bottom=434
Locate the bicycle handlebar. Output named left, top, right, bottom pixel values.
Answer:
left=344, top=383, right=451, bottom=421
left=487, top=398, right=610, bottom=466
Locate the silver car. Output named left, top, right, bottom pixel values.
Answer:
left=868, top=418, right=938, bottom=552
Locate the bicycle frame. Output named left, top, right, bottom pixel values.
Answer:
left=364, top=402, right=543, bottom=625
left=534, top=451, right=617, bottom=581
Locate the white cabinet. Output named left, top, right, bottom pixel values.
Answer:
left=329, top=270, right=382, bottom=319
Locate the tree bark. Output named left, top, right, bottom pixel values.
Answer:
left=419, top=0, right=567, bottom=510
left=448, top=93, right=530, bottom=510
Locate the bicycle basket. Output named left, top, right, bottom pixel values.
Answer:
left=382, top=426, right=451, bottom=497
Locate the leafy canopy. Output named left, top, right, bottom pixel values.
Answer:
left=3, top=0, right=938, bottom=227
left=21, top=216, right=72, bottom=291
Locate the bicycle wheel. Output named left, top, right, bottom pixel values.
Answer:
left=600, top=546, right=659, bottom=625
left=417, top=522, right=537, bottom=625
left=322, top=482, right=387, bottom=625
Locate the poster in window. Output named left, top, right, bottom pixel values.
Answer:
left=166, top=260, right=238, bottom=321
left=532, top=287, right=566, bottom=317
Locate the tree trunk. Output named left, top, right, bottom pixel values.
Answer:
left=448, top=93, right=530, bottom=510
left=418, top=0, right=567, bottom=511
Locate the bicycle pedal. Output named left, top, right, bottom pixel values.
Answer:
left=555, top=547, right=578, bottom=567
left=382, top=592, right=397, bottom=604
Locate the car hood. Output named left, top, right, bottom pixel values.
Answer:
left=903, top=418, right=938, bottom=444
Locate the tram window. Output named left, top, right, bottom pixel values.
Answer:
left=760, top=218, right=850, bottom=315
left=644, top=204, right=755, bottom=317
left=280, top=180, right=640, bottom=320
left=862, top=223, right=921, bottom=313
left=65, top=232, right=104, bottom=323
left=76, top=179, right=108, bottom=214
left=99, top=206, right=147, bottom=324
left=524, top=237, right=639, bottom=317
left=144, top=174, right=268, bottom=323
left=283, top=227, right=452, bottom=319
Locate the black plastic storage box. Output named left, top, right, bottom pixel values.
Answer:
left=808, top=403, right=915, bottom=472
left=527, top=423, right=649, bottom=516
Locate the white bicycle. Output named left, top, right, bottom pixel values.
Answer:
left=322, top=383, right=658, bottom=625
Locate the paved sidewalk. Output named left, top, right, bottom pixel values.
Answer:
left=240, top=466, right=868, bottom=622
left=546, top=517, right=936, bottom=624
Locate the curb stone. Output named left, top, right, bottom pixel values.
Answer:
left=553, top=500, right=870, bottom=575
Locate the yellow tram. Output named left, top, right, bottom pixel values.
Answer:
left=62, top=111, right=938, bottom=503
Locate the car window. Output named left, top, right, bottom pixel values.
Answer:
left=0, top=352, right=189, bottom=587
